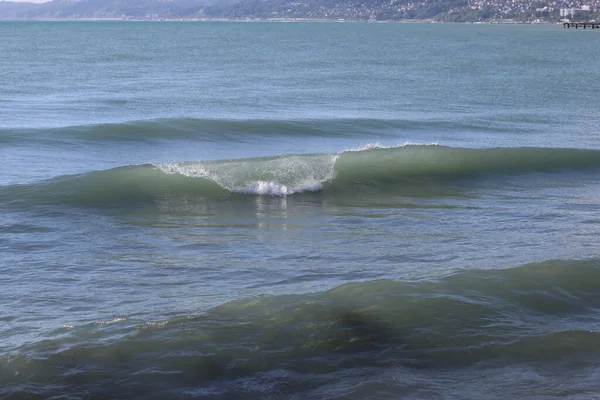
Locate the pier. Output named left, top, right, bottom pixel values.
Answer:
left=563, top=21, right=600, bottom=29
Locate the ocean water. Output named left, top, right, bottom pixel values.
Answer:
left=2, top=21, right=600, bottom=399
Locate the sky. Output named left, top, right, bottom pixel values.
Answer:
left=4, top=0, right=51, bottom=3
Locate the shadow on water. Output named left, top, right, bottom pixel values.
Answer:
left=3, top=260, right=600, bottom=398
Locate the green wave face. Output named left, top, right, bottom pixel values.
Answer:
left=3, top=145, right=600, bottom=210
left=3, top=259, right=600, bottom=398
left=334, top=145, right=600, bottom=184
left=0, top=165, right=226, bottom=209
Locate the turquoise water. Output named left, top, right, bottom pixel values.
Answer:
left=2, top=21, right=600, bottom=399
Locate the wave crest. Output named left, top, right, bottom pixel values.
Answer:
left=158, top=152, right=339, bottom=196
left=3, top=145, right=600, bottom=209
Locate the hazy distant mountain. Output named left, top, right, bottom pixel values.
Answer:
left=0, top=0, right=465, bottom=20
left=0, top=0, right=235, bottom=19
left=202, top=0, right=465, bottom=20
left=0, top=0, right=578, bottom=21
left=0, top=1, right=38, bottom=18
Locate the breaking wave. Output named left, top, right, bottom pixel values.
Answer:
left=158, top=151, right=339, bottom=196
left=2, top=145, right=600, bottom=208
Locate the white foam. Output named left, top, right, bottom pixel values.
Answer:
left=157, top=161, right=330, bottom=197
left=94, top=317, right=127, bottom=326
left=158, top=163, right=211, bottom=178
left=342, top=141, right=439, bottom=152
left=236, top=180, right=324, bottom=196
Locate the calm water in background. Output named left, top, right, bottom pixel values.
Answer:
left=2, top=21, right=600, bottom=398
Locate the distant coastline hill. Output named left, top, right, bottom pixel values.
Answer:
left=0, top=0, right=598, bottom=22
left=0, top=0, right=228, bottom=20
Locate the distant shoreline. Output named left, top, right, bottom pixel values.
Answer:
left=0, top=17, right=560, bottom=24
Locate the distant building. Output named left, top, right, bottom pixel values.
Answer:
left=560, top=8, right=591, bottom=18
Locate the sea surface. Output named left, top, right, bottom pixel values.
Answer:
left=1, top=21, right=600, bottom=399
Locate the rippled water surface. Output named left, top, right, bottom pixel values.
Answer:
left=1, top=21, right=600, bottom=399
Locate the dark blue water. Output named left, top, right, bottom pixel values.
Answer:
left=2, top=21, right=600, bottom=399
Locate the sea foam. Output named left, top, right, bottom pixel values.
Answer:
left=342, top=141, right=440, bottom=152
left=158, top=153, right=338, bottom=197
left=236, top=180, right=324, bottom=196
